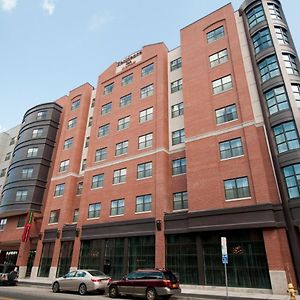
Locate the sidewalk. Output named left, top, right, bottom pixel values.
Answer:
left=17, top=278, right=291, bottom=300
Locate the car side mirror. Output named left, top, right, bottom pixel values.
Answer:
left=63, top=275, right=67, bottom=278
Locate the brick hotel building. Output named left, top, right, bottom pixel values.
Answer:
left=0, top=0, right=300, bottom=294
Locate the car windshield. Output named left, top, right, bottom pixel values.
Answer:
left=88, top=270, right=105, bottom=276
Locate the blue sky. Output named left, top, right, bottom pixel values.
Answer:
left=0, top=0, right=299, bottom=132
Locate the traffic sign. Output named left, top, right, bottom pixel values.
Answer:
left=222, top=255, right=228, bottom=264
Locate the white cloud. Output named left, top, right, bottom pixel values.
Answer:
left=42, top=0, right=55, bottom=16
left=0, top=124, right=6, bottom=133
left=88, top=12, right=114, bottom=32
left=1, top=0, right=17, bottom=11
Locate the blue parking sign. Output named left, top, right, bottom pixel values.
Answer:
left=222, top=255, right=228, bottom=264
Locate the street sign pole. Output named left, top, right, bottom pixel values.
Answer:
left=221, top=237, right=229, bottom=300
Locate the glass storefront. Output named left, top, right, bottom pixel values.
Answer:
left=38, top=242, right=54, bottom=277
left=166, top=230, right=271, bottom=289
left=166, top=234, right=199, bottom=284
left=128, top=236, right=155, bottom=272
left=57, top=241, right=74, bottom=277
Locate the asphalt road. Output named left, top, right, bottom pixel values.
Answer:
left=0, top=285, right=120, bottom=300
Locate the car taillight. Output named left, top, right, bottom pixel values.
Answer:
left=163, top=280, right=178, bottom=288
left=92, top=279, right=102, bottom=282
left=108, top=278, right=112, bottom=283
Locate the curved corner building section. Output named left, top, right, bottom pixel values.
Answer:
left=0, top=102, right=62, bottom=217
left=240, top=0, right=300, bottom=289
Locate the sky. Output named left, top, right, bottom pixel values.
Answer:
left=0, top=0, right=299, bottom=132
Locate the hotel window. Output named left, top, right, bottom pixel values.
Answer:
left=49, top=210, right=60, bottom=224
left=172, top=158, right=186, bottom=175
left=0, top=218, right=7, bottom=231
left=264, top=86, right=289, bottom=115
left=4, top=152, right=11, bottom=161
left=136, top=194, right=152, bottom=212
left=81, top=159, right=87, bottom=171
left=59, top=159, right=69, bottom=172
left=137, top=161, right=152, bottom=179
left=85, top=136, right=90, bottom=148
left=172, top=129, right=185, bottom=145
left=275, top=27, right=289, bottom=45
left=67, top=117, right=77, bottom=129
left=115, top=140, right=128, bottom=156
left=292, top=84, right=300, bottom=106
left=103, top=82, right=114, bottom=95
left=113, top=168, right=127, bottom=184
left=171, top=102, right=184, bottom=118
left=73, top=209, right=79, bottom=223
left=76, top=182, right=83, bottom=195
left=88, top=117, right=93, bottom=127
left=140, top=84, right=154, bottom=99
left=273, top=121, right=300, bottom=153
left=220, top=138, right=243, bottom=159
left=141, top=63, right=154, bottom=77
left=207, top=26, right=225, bottom=43
left=258, top=55, right=280, bottom=82
left=252, top=28, right=272, bottom=54
left=101, top=102, right=112, bottom=115
left=283, top=164, right=300, bottom=199
left=71, top=99, right=80, bottom=110
left=173, top=191, right=188, bottom=210
left=268, top=3, right=282, bottom=19
left=121, top=73, right=133, bottom=86
left=283, top=53, right=299, bottom=75
left=247, top=5, right=265, bottom=28
left=27, top=147, right=38, bottom=158
left=21, top=167, right=33, bottom=179
left=63, top=137, right=73, bottom=150
left=117, top=116, right=130, bottom=130
left=16, top=190, right=28, bottom=201
left=91, top=98, right=95, bottom=108
left=88, top=203, right=101, bottom=219
left=138, top=133, right=153, bottom=149
left=209, top=49, right=228, bottom=67
left=212, top=75, right=232, bottom=94
left=98, top=123, right=110, bottom=137
left=32, top=128, right=43, bottom=138
left=110, top=199, right=125, bottom=216
left=36, top=111, right=47, bottom=120
left=9, top=137, right=16, bottom=145
left=0, top=168, right=6, bottom=177
left=216, top=104, right=238, bottom=125
left=91, top=174, right=104, bottom=189
left=224, top=177, right=250, bottom=200
left=95, top=147, right=107, bottom=162
left=17, top=215, right=26, bottom=228
left=139, top=107, right=153, bottom=123
left=170, top=57, right=182, bottom=71
left=171, top=78, right=183, bottom=93
left=54, top=183, right=65, bottom=197
left=120, top=93, right=132, bottom=107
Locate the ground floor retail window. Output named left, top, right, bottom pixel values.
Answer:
left=0, top=250, right=18, bottom=265
left=38, top=242, right=54, bottom=277
left=128, top=236, right=155, bottom=272
left=166, top=230, right=271, bottom=289
left=79, top=238, right=125, bottom=280
left=166, top=234, right=199, bottom=284
left=57, top=241, right=74, bottom=278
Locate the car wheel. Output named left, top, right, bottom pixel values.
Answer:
left=109, top=285, right=119, bottom=298
left=52, top=281, right=60, bottom=293
left=78, top=283, right=87, bottom=295
left=146, top=287, right=157, bottom=300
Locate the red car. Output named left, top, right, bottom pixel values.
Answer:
left=107, top=269, right=181, bottom=300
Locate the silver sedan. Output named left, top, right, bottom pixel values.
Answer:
left=52, top=269, right=111, bottom=295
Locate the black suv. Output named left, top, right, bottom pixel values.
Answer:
left=107, top=269, right=181, bottom=300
